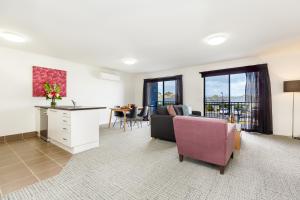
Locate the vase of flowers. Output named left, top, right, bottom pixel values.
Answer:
left=43, top=82, right=62, bottom=107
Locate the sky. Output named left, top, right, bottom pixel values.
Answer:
left=205, top=73, right=246, bottom=97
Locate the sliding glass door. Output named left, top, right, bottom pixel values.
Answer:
left=204, top=73, right=258, bottom=130
left=143, top=75, right=182, bottom=110
left=148, top=80, right=176, bottom=107
left=201, top=64, right=273, bottom=134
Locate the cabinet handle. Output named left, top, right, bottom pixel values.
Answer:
left=62, top=128, right=67, bottom=130
left=63, top=138, right=67, bottom=140
left=62, top=120, right=67, bottom=122
left=49, top=110, right=57, bottom=112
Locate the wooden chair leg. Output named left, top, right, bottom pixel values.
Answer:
left=220, top=166, right=225, bottom=175
left=179, top=154, right=183, bottom=162
left=231, top=152, right=234, bottom=159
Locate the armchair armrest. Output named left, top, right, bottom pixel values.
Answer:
left=225, top=124, right=236, bottom=163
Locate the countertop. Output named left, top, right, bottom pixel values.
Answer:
left=35, top=105, right=107, bottom=111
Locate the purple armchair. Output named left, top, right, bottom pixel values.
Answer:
left=173, top=116, right=235, bottom=174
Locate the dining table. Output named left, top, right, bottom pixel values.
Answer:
left=108, top=107, right=142, bottom=131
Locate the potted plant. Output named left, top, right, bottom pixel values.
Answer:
left=43, top=82, right=62, bottom=107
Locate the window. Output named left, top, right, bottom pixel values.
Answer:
left=143, top=75, right=182, bottom=109
left=201, top=64, right=273, bottom=134
left=204, top=73, right=256, bottom=130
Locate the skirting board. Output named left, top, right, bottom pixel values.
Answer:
left=50, top=139, right=99, bottom=154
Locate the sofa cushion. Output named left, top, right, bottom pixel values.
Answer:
left=173, top=105, right=184, bottom=116
left=167, top=105, right=177, bottom=116
left=182, top=105, right=190, bottom=116
left=157, top=106, right=169, bottom=115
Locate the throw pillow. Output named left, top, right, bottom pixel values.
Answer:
left=167, top=105, right=177, bottom=117
left=187, top=106, right=192, bottom=115
left=173, top=105, right=184, bottom=115
left=182, top=105, right=190, bottom=116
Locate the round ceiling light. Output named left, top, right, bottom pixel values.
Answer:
left=122, top=57, right=138, bottom=65
left=203, top=33, right=229, bottom=46
left=0, top=31, right=27, bottom=43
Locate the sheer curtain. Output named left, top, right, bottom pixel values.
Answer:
left=245, top=72, right=259, bottom=131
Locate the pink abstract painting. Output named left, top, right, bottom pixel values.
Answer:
left=32, top=66, right=67, bottom=97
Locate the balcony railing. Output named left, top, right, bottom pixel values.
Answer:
left=205, top=101, right=259, bottom=130
left=156, top=100, right=176, bottom=106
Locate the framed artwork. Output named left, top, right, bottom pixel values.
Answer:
left=32, top=66, right=67, bottom=97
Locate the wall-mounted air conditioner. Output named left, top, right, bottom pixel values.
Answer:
left=98, top=72, right=121, bottom=81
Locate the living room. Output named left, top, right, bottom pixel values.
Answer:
left=1, top=0, right=300, bottom=199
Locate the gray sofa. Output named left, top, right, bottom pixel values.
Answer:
left=150, top=105, right=201, bottom=142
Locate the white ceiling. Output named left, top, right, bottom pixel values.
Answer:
left=1, top=0, right=300, bottom=73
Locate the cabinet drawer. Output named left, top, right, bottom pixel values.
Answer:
left=60, top=125, right=71, bottom=134
left=60, top=133, right=71, bottom=146
left=61, top=111, right=71, bottom=118
left=61, top=117, right=71, bottom=125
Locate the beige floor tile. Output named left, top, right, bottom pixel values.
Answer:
left=5, top=134, right=23, bottom=142
left=9, top=143, right=36, bottom=153
left=0, top=137, right=69, bottom=195
left=48, top=151, right=72, bottom=159
left=35, top=166, right=62, bottom=180
left=25, top=156, right=52, bottom=165
left=17, top=149, right=45, bottom=161
left=0, top=149, right=15, bottom=158
left=27, top=159, right=59, bottom=174
left=0, top=154, right=21, bottom=168
left=0, top=164, right=33, bottom=185
left=52, top=156, right=72, bottom=166
left=1, top=175, right=38, bottom=195
left=0, top=145, right=11, bottom=154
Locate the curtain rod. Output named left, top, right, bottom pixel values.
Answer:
left=199, top=63, right=268, bottom=78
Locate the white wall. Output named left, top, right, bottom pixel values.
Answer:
left=134, top=43, right=300, bottom=137
left=0, top=47, right=135, bottom=136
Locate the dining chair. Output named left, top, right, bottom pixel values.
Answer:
left=135, top=106, right=149, bottom=127
left=113, top=106, right=124, bottom=128
left=125, top=106, right=138, bottom=130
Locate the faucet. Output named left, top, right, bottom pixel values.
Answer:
left=71, top=99, right=76, bottom=107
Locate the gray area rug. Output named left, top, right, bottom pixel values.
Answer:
left=2, top=125, right=300, bottom=200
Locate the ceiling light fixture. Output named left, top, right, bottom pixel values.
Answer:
left=0, top=31, right=27, bottom=43
left=203, top=33, right=229, bottom=46
left=122, top=57, right=138, bottom=65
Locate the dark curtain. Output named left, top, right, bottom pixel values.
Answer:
left=142, top=79, right=148, bottom=107
left=175, top=76, right=183, bottom=105
left=245, top=66, right=273, bottom=134
left=258, top=67, right=273, bottom=134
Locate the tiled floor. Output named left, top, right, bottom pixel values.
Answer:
left=0, top=137, right=72, bottom=196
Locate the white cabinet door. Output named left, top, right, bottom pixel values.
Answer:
left=47, top=109, right=60, bottom=141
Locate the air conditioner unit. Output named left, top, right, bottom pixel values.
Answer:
left=98, top=72, right=120, bottom=81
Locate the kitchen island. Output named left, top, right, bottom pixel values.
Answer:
left=35, top=106, right=106, bottom=154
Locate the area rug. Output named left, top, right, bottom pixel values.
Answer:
left=2, top=126, right=300, bottom=200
